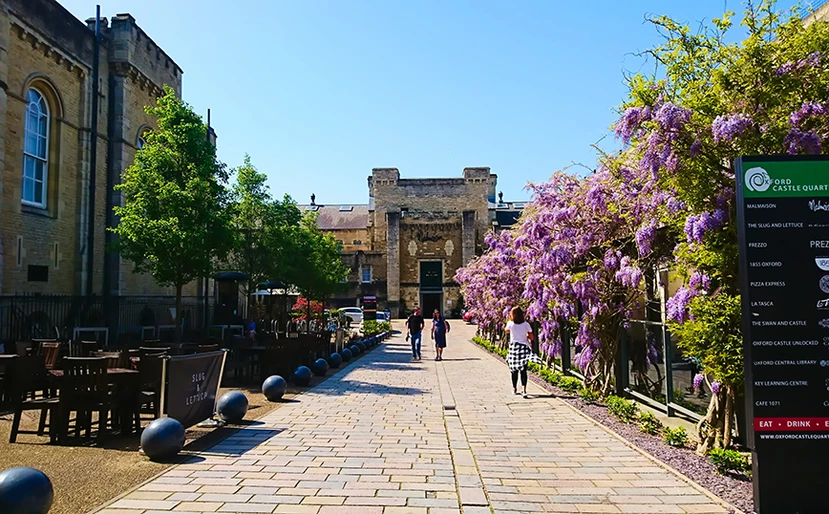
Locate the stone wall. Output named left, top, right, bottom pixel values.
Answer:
left=0, top=2, right=105, bottom=294
left=0, top=0, right=190, bottom=297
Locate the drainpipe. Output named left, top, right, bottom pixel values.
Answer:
left=85, top=5, right=101, bottom=308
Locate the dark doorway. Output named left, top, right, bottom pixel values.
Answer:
left=421, top=293, right=442, bottom=318
left=420, top=261, right=442, bottom=289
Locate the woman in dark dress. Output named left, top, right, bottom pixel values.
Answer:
left=431, top=309, right=450, bottom=361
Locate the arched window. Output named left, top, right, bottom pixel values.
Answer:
left=137, top=133, right=146, bottom=150
left=22, top=88, right=49, bottom=207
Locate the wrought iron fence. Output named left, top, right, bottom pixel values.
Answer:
left=0, top=295, right=218, bottom=345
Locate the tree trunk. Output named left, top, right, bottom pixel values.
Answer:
left=696, top=384, right=736, bottom=455
left=175, top=283, right=183, bottom=343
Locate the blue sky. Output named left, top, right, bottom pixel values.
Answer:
left=62, top=0, right=800, bottom=204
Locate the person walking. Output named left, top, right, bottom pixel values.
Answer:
left=506, top=306, right=534, bottom=397
left=431, top=309, right=450, bottom=361
left=406, top=308, right=425, bottom=360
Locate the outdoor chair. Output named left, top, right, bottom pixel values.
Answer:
left=57, top=357, right=111, bottom=440
left=96, top=351, right=125, bottom=369
left=198, top=344, right=220, bottom=353
left=0, top=354, right=19, bottom=407
left=137, top=354, right=164, bottom=424
left=139, top=346, right=170, bottom=358
left=38, top=342, right=61, bottom=371
left=7, top=355, right=59, bottom=444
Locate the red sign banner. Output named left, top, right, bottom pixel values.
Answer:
left=754, top=417, right=829, bottom=432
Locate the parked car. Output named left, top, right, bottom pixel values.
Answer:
left=341, top=307, right=363, bottom=324
left=462, top=309, right=477, bottom=324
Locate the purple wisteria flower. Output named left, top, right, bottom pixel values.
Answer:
left=774, top=61, right=795, bottom=76
left=711, top=381, right=721, bottom=395
left=615, top=106, right=652, bottom=143
left=655, top=103, right=691, bottom=131
left=603, top=249, right=621, bottom=270
left=684, top=210, right=727, bottom=244
left=789, top=101, right=827, bottom=127
left=666, top=196, right=686, bottom=214
left=635, top=220, right=658, bottom=257
left=689, top=139, right=702, bottom=157
left=785, top=129, right=821, bottom=154
left=666, top=286, right=696, bottom=323
left=615, top=257, right=643, bottom=288
left=712, top=113, right=754, bottom=143
left=689, top=271, right=711, bottom=292
left=693, top=373, right=704, bottom=389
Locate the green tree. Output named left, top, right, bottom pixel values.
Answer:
left=228, top=155, right=274, bottom=316
left=111, top=86, right=233, bottom=340
left=291, top=212, right=349, bottom=316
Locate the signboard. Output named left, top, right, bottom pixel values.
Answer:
left=363, top=296, right=377, bottom=321
left=736, top=156, right=829, bottom=513
left=163, top=351, right=226, bottom=429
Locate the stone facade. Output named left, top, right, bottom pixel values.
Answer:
left=0, top=0, right=199, bottom=297
left=303, top=168, right=525, bottom=317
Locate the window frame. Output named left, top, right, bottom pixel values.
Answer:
left=21, top=87, right=50, bottom=208
left=361, top=265, right=372, bottom=284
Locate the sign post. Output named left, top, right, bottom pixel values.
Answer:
left=736, top=156, right=829, bottom=513
left=161, top=350, right=227, bottom=429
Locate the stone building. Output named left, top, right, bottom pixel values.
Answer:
left=304, top=167, right=525, bottom=317
left=0, top=0, right=199, bottom=297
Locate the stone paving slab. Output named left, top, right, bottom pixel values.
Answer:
left=91, top=323, right=737, bottom=514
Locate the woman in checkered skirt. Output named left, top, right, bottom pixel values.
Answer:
left=505, top=306, right=535, bottom=397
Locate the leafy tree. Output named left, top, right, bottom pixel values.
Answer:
left=228, top=155, right=277, bottom=315
left=291, top=212, right=349, bottom=310
left=111, top=86, right=233, bottom=340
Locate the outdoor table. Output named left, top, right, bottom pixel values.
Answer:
left=48, top=368, right=140, bottom=438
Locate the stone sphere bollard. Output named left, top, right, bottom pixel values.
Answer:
left=341, top=348, right=353, bottom=362
left=0, top=467, right=53, bottom=514
left=262, top=375, right=288, bottom=402
left=350, top=344, right=361, bottom=355
left=140, top=417, right=185, bottom=461
left=217, top=391, right=248, bottom=423
left=355, top=341, right=366, bottom=352
left=327, top=352, right=343, bottom=368
left=312, top=358, right=329, bottom=376
left=292, top=365, right=312, bottom=386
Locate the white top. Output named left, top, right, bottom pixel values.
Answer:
left=506, top=320, right=532, bottom=347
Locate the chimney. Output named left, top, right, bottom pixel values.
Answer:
left=310, top=193, right=316, bottom=206
left=85, top=16, right=109, bottom=31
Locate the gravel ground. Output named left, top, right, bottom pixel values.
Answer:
left=473, top=342, right=753, bottom=514
left=0, top=345, right=370, bottom=514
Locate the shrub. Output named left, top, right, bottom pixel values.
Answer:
left=662, top=426, right=689, bottom=447
left=539, top=368, right=562, bottom=385
left=362, top=320, right=379, bottom=335
left=378, top=321, right=392, bottom=332
left=638, top=411, right=663, bottom=435
left=558, top=376, right=582, bottom=393
left=606, top=395, right=639, bottom=423
left=708, top=448, right=750, bottom=475
left=579, top=387, right=600, bottom=403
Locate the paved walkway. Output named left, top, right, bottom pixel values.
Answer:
left=94, top=323, right=734, bottom=514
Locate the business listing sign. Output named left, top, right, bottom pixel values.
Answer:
left=736, top=156, right=829, bottom=513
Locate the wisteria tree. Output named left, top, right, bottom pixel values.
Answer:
left=619, top=1, right=829, bottom=453
left=457, top=0, right=829, bottom=454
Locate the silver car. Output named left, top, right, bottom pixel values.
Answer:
left=341, top=307, right=363, bottom=324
